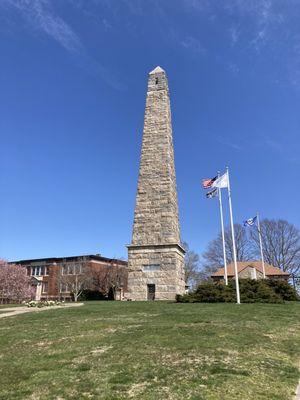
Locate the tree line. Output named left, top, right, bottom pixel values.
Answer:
left=184, top=218, right=300, bottom=289
left=1, top=217, right=299, bottom=303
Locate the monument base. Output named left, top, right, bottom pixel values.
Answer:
left=126, top=244, right=186, bottom=301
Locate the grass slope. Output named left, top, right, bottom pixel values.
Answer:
left=0, top=301, right=299, bottom=400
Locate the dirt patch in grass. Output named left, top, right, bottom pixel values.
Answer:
left=127, top=381, right=151, bottom=398
left=91, top=345, right=113, bottom=354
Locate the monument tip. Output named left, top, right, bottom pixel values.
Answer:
left=149, top=66, right=165, bottom=75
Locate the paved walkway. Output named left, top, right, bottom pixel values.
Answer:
left=0, top=303, right=83, bottom=318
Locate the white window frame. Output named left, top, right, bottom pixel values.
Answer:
left=42, top=282, right=48, bottom=293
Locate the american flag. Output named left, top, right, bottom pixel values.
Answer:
left=202, top=176, right=217, bottom=189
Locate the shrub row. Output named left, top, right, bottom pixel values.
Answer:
left=176, top=279, right=299, bottom=303
left=24, top=300, right=64, bottom=308
left=78, top=290, right=109, bottom=301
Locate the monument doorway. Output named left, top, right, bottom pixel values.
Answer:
left=147, top=284, right=155, bottom=301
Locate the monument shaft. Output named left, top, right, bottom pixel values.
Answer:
left=127, top=66, right=185, bottom=301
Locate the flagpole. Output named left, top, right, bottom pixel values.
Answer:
left=256, top=212, right=266, bottom=279
left=218, top=171, right=228, bottom=285
left=226, top=167, right=241, bottom=304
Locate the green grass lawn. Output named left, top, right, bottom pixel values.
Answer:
left=0, top=301, right=299, bottom=400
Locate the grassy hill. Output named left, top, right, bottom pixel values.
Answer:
left=0, top=301, right=299, bottom=399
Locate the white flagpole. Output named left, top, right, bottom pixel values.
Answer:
left=226, top=167, right=240, bottom=304
left=218, top=171, right=228, bottom=285
left=256, top=212, right=266, bottom=279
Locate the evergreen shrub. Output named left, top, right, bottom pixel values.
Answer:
left=266, top=279, right=299, bottom=301
left=176, top=279, right=298, bottom=303
left=79, top=290, right=108, bottom=301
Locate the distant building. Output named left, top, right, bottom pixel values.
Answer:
left=13, top=255, right=127, bottom=301
left=211, top=261, right=290, bottom=282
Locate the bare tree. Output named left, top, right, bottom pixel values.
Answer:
left=89, top=262, right=127, bottom=299
left=89, top=266, right=106, bottom=294
left=182, top=242, right=201, bottom=290
left=250, top=219, right=300, bottom=275
left=104, top=263, right=127, bottom=299
left=58, top=257, right=92, bottom=302
left=202, top=224, right=252, bottom=273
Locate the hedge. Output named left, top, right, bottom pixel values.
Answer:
left=176, top=279, right=299, bottom=303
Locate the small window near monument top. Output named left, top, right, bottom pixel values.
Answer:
left=143, top=264, right=160, bottom=272
left=155, top=77, right=159, bottom=84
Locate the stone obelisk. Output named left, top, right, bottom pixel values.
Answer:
left=127, top=66, right=185, bottom=300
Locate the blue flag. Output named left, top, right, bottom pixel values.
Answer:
left=244, top=216, right=257, bottom=227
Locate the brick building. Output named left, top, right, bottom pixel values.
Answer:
left=211, top=261, right=290, bottom=282
left=13, top=255, right=127, bottom=301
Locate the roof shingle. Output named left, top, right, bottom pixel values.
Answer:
left=211, top=261, right=289, bottom=277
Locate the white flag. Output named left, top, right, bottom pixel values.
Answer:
left=212, top=172, right=228, bottom=188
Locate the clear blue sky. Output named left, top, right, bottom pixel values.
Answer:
left=1, top=1, right=300, bottom=261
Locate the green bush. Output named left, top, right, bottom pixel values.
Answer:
left=78, top=290, right=108, bottom=301
left=175, top=294, right=195, bottom=303
left=237, top=279, right=282, bottom=303
left=194, top=282, right=236, bottom=303
left=266, top=279, right=299, bottom=301
left=176, top=279, right=298, bottom=303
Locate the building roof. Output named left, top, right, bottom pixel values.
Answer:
left=11, top=254, right=128, bottom=266
left=211, top=261, right=290, bottom=277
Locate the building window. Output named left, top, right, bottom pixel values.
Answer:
left=60, top=283, right=70, bottom=293
left=42, top=282, right=48, bottom=293
left=143, top=264, right=160, bottom=272
left=31, top=266, right=48, bottom=276
left=31, top=266, right=39, bottom=276
left=61, top=265, right=71, bottom=275
left=76, top=263, right=82, bottom=274
left=61, top=263, right=83, bottom=275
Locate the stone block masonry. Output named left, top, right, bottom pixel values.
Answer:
left=127, top=66, right=186, bottom=301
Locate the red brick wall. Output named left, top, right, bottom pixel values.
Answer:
left=18, top=258, right=128, bottom=300
left=46, top=259, right=127, bottom=299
